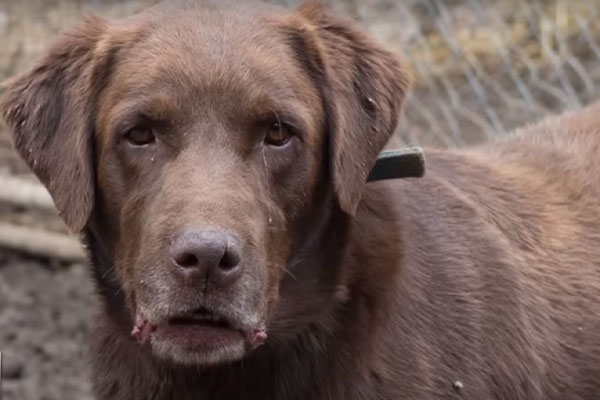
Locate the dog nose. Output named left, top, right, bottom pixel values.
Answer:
left=170, top=228, right=242, bottom=286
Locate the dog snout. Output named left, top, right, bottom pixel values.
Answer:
left=170, top=227, right=243, bottom=287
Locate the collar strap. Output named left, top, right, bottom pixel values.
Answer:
left=367, top=147, right=425, bottom=182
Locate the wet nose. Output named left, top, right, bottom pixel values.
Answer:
left=170, top=228, right=243, bottom=286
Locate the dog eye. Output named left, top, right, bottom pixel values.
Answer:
left=264, top=122, right=293, bottom=147
left=125, top=126, right=155, bottom=146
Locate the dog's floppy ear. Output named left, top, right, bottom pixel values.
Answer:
left=294, top=1, right=412, bottom=215
left=0, top=17, right=110, bottom=232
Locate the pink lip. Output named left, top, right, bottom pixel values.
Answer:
left=131, top=315, right=156, bottom=345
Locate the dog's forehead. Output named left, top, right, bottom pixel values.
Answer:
left=140, top=0, right=288, bottom=51
left=149, top=0, right=285, bottom=19
left=107, top=2, right=303, bottom=104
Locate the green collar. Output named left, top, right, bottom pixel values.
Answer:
left=367, top=147, right=425, bottom=182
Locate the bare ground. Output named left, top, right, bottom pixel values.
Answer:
left=0, top=253, right=94, bottom=400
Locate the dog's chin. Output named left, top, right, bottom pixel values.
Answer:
left=151, top=333, right=248, bottom=366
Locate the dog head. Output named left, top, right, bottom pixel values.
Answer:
left=1, top=0, right=410, bottom=366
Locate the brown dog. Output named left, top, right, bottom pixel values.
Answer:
left=2, top=1, right=600, bottom=399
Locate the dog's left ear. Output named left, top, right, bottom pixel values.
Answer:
left=290, top=1, right=412, bottom=215
left=1, top=17, right=113, bottom=232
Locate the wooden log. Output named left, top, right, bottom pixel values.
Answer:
left=0, top=222, right=85, bottom=262
left=0, top=174, right=56, bottom=212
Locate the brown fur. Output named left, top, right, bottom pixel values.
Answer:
left=2, top=1, right=600, bottom=399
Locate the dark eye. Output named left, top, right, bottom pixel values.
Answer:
left=264, top=121, right=293, bottom=147
left=125, top=126, right=155, bottom=146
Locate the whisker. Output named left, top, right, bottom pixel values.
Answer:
left=283, top=267, right=298, bottom=281
left=100, top=264, right=116, bottom=280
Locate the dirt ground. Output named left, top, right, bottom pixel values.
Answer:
left=0, top=252, right=94, bottom=400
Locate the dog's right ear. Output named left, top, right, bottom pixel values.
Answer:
left=285, top=1, right=412, bottom=216
left=1, top=17, right=110, bottom=232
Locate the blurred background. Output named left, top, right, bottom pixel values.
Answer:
left=0, top=0, right=599, bottom=399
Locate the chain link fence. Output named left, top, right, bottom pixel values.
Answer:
left=385, top=0, right=600, bottom=147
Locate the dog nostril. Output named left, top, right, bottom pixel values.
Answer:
left=174, top=252, right=199, bottom=269
left=219, top=248, right=241, bottom=271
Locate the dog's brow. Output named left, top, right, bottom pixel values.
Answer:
left=104, top=94, right=177, bottom=133
left=248, top=95, right=315, bottom=136
left=129, top=94, right=177, bottom=121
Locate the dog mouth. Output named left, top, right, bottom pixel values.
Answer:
left=169, top=307, right=232, bottom=329
left=131, top=307, right=267, bottom=354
